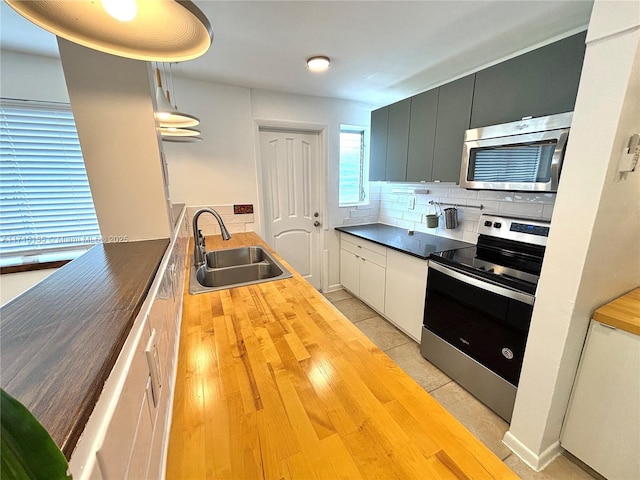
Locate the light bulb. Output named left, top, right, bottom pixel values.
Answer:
left=101, top=0, right=137, bottom=22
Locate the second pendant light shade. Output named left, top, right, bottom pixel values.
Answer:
left=154, top=67, right=200, bottom=129
left=154, top=66, right=202, bottom=143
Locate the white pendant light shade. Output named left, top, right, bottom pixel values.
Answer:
left=162, top=135, right=203, bottom=143
left=5, top=0, right=213, bottom=62
left=160, top=127, right=201, bottom=137
left=155, top=86, right=200, bottom=128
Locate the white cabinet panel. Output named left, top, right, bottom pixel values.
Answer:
left=561, top=321, right=640, bottom=479
left=359, top=258, right=386, bottom=313
left=339, top=233, right=386, bottom=313
left=127, top=381, right=155, bottom=479
left=96, top=320, right=150, bottom=480
left=384, top=250, right=428, bottom=341
left=340, top=248, right=360, bottom=295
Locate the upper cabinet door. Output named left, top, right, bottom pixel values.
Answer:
left=385, top=98, right=411, bottom=181
left=470, top=31, right=586, bottom=128
left=407, top=89, right=438, bottom=182
left=432, top=74, right=475, bottom=183
left=369, top=107, right=389, bottom=181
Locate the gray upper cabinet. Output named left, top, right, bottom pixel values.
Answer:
left=385, top=99, right=411, bottom=181
left=407, top=89, right=438, bottom=182
left=470, top=32, right=586, bottom=128
left=432, top=74, right=474, bottom=182
left=369, top=107, right=388, bottom=181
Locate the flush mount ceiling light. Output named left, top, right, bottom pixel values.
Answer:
left=154, top=67, right=199, bottom=128
left=5, top=0, right=213, bottom=62
left=306, top=56, right=330, bottom=72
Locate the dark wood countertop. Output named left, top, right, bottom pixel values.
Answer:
left=0, top=239, right=169, bottom=459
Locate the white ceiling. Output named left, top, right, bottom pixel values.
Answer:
left=1, top=1, right=594, bottom=106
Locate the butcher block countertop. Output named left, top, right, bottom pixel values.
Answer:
left=0, top=239, right=169, bottom=459
left=167, top=232, right=517, bottom=479
left=593, top=287, right=640, bottom=336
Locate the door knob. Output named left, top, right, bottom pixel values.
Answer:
left=314, top=221, right=321, bottom=227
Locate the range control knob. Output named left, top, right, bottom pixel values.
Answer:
left=484, top=221, right=492, bottom=227
left=493, top=222, right=502, bottom=228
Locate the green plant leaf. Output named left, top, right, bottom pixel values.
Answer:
left=1, top=388, right=72, bottom=480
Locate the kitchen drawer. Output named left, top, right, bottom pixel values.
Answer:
left=341, top=237, right=386, bottom=267
left=341, top=238, right=387, bottom=268
left=341, top=233, right=387, bottom=257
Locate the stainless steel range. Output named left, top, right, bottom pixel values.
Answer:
left=420, top=214, right=550, bottom=422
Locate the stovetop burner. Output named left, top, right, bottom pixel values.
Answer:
left=429, top=214, right=550, bottom=295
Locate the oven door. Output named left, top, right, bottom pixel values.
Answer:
left=423, top=261, right=534, bottom=386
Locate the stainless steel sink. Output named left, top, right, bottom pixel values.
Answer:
left=205, top=245, right=270, bottom=268
left=189, top=246, right=292, bottom=294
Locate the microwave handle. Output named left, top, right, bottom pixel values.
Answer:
left=550, top=129, right=570, bottom=191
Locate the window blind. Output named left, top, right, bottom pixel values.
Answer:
left=0, top=100, right=100, bottom=264
left=339, top=129, right=366, bottom=206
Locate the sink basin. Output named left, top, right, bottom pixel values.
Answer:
left=189, top=245, right=293, bottom=294
left=205, top=246, right=270, bottom=268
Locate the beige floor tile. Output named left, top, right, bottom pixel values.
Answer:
left=332, top=297, right=378, bottom=323
left=429, top=381, right=512, bottom=460
left=355, top=316, right=412, bottom=351
left=504, top=453, right=597, bottom=480
left=384, top=342, right=452, bottom=392
left=323, top=289, right=352, bottom=303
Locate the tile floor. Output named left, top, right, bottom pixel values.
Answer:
left=324, top=289, right=601, bottom=480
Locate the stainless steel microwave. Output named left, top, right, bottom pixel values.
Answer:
left=460, top=112, right=572, bottom=192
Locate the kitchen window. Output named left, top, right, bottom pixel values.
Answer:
left=0, top=99, right=100, bottom=270
left=339, top=126, right=369, bottom=206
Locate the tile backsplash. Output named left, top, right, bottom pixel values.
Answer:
left=342, top=182, right=555, bottom=244
left=187, top=204, right=255, bottom=236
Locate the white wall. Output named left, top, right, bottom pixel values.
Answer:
left=162, top=77, right=259, bottom=231
left=0, top=49, right=69, bottom=103
left=504, top=0, right=640, bottom=470
left=58, top=39, right=172, bottom=241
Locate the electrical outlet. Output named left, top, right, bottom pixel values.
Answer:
left=408, top=196, right=416, bottom=210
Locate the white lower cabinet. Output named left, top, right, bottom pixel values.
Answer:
left=339, top=234, right=386, bottom=313
left=384, top=249, right=428, bottom=342
left=339, top=233, right=428, bottom=342
left=70, top=209, right=189, bottom=480
left=561, top=320, right=640, bottom=479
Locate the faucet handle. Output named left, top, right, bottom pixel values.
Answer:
left=198, top=229, right=205, bottom=247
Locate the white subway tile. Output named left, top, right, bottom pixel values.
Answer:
left=498, top=202, right=544, bottom=217
left=542, top=204, right=555, bottom=220
left=478, top=191, right=515, bottom=202
left=403, top=211, right=423, bottom=223
left=514, top=192, right=556, bottom=204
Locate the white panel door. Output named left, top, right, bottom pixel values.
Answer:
left=259, top=129, right=321, bottom=288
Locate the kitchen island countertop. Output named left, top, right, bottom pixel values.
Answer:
left=593, top=287, right=640, bottom=336
left=336, top=223, right=473, bottom=259
left=166, top=232, right=517, bottom=479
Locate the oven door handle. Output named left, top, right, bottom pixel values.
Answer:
left=428, top=261, right=535, bottom=305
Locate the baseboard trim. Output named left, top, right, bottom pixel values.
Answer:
left=502, top=431, right=563, bottom=472
left=323, top=283, right=344, bottom=293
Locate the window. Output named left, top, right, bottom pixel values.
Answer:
left=0, top=99, right=101, bottom=268
left=339, top=126, right=369, bottom=206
